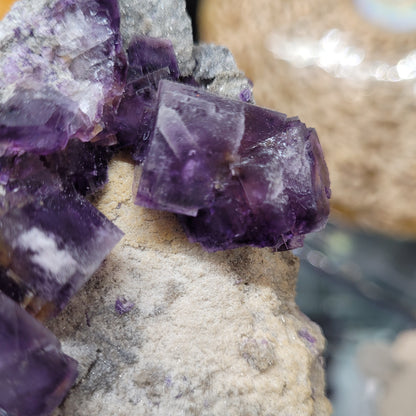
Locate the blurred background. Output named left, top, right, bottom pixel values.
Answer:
left=192, top=0, right=416, bottom=415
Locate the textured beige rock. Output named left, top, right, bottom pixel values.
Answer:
left=199, top=0, right=416, bottom=237
left=50, top=157, right=331, bottom=416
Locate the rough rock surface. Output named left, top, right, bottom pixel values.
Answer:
left=199, top=0, right=416, bottom=237
left=118, top=0, right=194, bottom=76
left=192, top=43, right=254, bottom=102
left=49, top=157, right=331, bottom=416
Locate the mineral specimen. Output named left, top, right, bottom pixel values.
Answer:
left=0, top=0, right=333, bottom=413
left=136, top=80, right=330, bottom=251
left=0, top=0, right=126, bottom=156
left=0, top=291, right=77, bottom=416
left=0, top=155, right=123, bottom=318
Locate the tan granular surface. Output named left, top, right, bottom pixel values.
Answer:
left=199, top=0, right=416, bottom=237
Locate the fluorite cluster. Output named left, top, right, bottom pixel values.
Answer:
left=0, top=0, right=126, bottom=156
left=0, top=0, right=330, bottom=414
left=0, top=0, right=126, bottom=318
left=0, top=0, right=126, bottom=414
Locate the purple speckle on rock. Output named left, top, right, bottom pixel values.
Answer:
left=165, top=376, right=173, bottom=387
left=298, top=329, right=317, bottom=344
left=115, top=296, right=135, bottom=315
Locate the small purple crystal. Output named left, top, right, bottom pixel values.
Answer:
left=239, top=88, right=253, bottom=103
left=136, top=80, right=330, bottom=251
left=114, top=36, right=180, bottom=162
left=0, top=291, right=77, bottom=416
left=115, top=296, right=135, bottom=315
left=0, top=0, right=126, bottom=156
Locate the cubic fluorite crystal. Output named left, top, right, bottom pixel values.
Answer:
left=0, top=155, right=123, bottom=318
left=136, top=80, right=330, bottom=251
left=0, top=0, right=126, bottom=156
left=0, top=291, right=77, bottom=416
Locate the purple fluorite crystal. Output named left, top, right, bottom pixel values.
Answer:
left=114, top=36, right=179, bottom=161
left=0, top=155, right=123, bottom=318
left=43, top=140, right=113, bottom=196
left=0, top=0, right=126, bottom=156
left=127, top=36, right=180, bottom=80
left=136, top=80, right=330, bottom=251
left=0, top=291, right=77, bottom=416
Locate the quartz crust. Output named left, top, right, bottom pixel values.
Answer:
left=0, top=0, right=126, bottom=156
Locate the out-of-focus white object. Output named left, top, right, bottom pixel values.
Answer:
left=354, top=0, right=416, bottom=33
left=267, top=28, right=416, bottom=83
left=357, top=330, right=416, bottom=416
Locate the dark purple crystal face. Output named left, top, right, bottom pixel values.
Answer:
left=0, top=0, right=127, bottom=156
left=43, top=140, right=113, bottom=196
left=114, top=37, right=180, bottom=162
left=127, top=36, right=180, bottom=80
left=136, top=80, right=330, bottom=251
left=0, top=292, right=77, bottom=416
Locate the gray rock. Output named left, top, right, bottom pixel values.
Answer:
left=118, top=0, right=194, bottom=76
left=50, top=158, right=331, bottom=416
left=193, top=43, right=254, bottom=102
left=206, top=71, right=254, bottom=103
left=193, top=44, right=239, bottom=81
